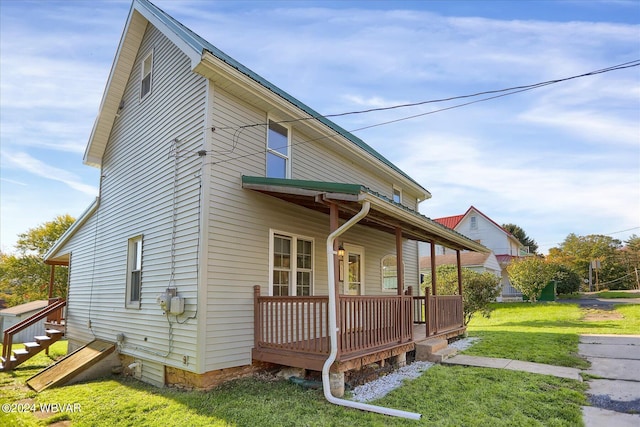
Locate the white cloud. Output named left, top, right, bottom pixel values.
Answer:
left=3, top=152, right=97, bottom=196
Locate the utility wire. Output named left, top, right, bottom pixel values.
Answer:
left=200, top=59, right=640, bottom=167
left=215, top=59, right=640, bottom=132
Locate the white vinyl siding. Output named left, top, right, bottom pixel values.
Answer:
left=57, top=25, right=206, bottom=374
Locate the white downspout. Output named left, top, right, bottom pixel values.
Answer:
left=322, top=201, right=421, bottom=420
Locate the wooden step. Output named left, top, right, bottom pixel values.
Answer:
left=23, top=342, right=42, bottom=353
left=46, top=329, right=64, bottom=336
left=13, top=349, right=29, bottom=357
left=34, top=336, right=52, bottom=344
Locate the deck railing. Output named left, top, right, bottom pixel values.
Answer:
left=412, top=295, right=464, bottom=336
left=253, top=286, right=413, bottom=359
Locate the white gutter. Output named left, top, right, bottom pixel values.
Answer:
left=322, top=201, right=421, bottom=420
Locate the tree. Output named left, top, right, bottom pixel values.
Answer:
left=422, top=265, right=501, bottom=325
left=548, top=263, right=581, bottom=295
left=502, top=223, right=538, bottom=254
left=0, top=215, right=74, bottom=306
left=507, top=257, right=553, bottom=302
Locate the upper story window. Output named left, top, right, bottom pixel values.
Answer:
left=271, top=231, right=313, bottom=296
left=267, top=120, right=290, bottom=178
left=392, top=187, right=402, bottom=204
left=126, top=235, right=143, bottom=308
left=140, top=51, right=153, bottom=99
left=470, top=216, right=478, bottom=230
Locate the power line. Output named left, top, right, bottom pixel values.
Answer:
left=215, top=59, right=640, bottom=132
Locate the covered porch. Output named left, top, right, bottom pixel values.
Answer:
left=243, top=176, right=487, bottom=374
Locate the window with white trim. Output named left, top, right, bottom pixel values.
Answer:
left=126, top=235, right=143, bottom=308
left=470, top=216, right=478, bottom=230
left=270, top=231, right=313, bottom=296
left=140, top=51, right=153, bottom=99
left=266, top=120, right=290, bottom=178
left=392, top=186, right=402, bottom=204
left=381, top=255, right=398, bottom=292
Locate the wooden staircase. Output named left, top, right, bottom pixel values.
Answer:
left=1, top=299, right=66, bottom=371
left=1, top=329, right=65, bottom=371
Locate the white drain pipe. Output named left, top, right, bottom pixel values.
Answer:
left=321, top=201, right=421, bottom=420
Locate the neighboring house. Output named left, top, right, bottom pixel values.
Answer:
left=0, top=300, right=48, bottom=344
left=419, top=252, right=501, bottom=283
left=40, top=0, right=487, bottom=393
left=433, top=206, right=526, bottom=301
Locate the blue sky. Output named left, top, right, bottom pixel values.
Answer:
left=1, top=0, right=639, bottom=254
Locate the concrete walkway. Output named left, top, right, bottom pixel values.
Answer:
left=579, top=334, right=640, bottom=427
left=443, top=334, right=640, bottom=426
left=442, top=354, right=582, bottom=380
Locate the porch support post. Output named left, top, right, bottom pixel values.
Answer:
left=395, top=227, right=404, bottom=295
left=48, top=264, right=56, bottom=300
left=430, top=241, right=438, bottom=336
left=329, top=203, right=340, bottom=301
left=395, top=227, right=406, bottom=343
left=456, top=250, right=463, bottom=296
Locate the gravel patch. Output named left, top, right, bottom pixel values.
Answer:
left=349, top=337, right=480, bottom=402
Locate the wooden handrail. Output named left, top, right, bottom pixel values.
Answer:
left=2, top=299, right=66, bottom=363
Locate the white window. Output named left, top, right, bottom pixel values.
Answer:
left=266, top=120, right=290, bottom=178
left=470, top=216, right=478, bottom=230
left=270, top=231, right=313, bottom=296
left=392, top=187, right=402, bottom=204
left=341, top=244, right=364, bottom=295
left=381, top=254, right=404, bottom=292
left=126, top=236, right=143, bottom=308
left=140, top=51, right=153, bottom=99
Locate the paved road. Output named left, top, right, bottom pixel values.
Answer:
left=579, top=334, right=640, bottom=427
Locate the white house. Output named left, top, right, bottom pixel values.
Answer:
left=39, top=0, right=487, bottom=393
left=433, top=206, right=526, bottom=300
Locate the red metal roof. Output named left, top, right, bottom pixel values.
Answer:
left=433, top=214, right=464, bottom=229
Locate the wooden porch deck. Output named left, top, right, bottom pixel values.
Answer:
left=252, top=286, right=465, bottom=373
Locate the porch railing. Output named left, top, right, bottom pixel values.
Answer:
left=412, top=295, right=464, bottom=336
left=253, top=286, right=413, bottom=359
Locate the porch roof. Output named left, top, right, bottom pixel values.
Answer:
left=242, top=176, right=489, bottom=253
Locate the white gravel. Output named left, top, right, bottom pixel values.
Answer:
left=349, top=337, right=480, bottom=402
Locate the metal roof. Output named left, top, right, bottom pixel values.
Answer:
left=242, top=176, right=488, bottom=253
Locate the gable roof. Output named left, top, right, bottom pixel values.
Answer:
left=84, top=0, right=430, bottom=199
left=434, top=205, right=520, bottom=243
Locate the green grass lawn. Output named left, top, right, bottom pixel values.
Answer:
left=3, top=302, right=638, bottom=426
left=464, top=302, right=640, bottom=368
